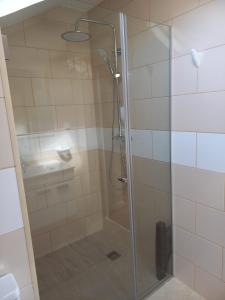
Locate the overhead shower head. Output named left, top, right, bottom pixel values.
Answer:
left=61, top=30, right=91, bottom=42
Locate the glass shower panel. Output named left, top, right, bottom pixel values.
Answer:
left=6, top=6, right=135, bottom=300
left=124, top=15, right=172, bottom=298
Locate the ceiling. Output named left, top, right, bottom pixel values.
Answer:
left=0, top=0, right=103, bottom=26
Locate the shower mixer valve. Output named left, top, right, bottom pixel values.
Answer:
left=117, top=177, right=127, bottom=183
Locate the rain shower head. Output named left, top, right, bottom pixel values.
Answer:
left=61, top=30, right=91, bottom=42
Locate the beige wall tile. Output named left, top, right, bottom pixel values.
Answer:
left=133, top=157, right=171, bottom=193
left=56, top=105, right=86, bottom=129
left=7, top=46, right=51, bottom=77
left=49, top=50, right=77, bottom=79
left=67, top=196, right=86, bottom=220
left=13, top=107, right=29, bottom=135
left=129, top=24, right=170, bottom=68
left=150, top=0, right=172, bottom=23
left=50, top=78, right=73, bottom=105
left=174, top=254, right=195, bottom=289
left=173, top=164, right=225, bottom=211
left=50, top=51, right=92, bottom=80
left=196, top=204, right=225, bottom=247
left=172, top=91, right=225, bottom=133
left=43, top=7, right=83, bottom=24
left=172, top=55, right=198, bottom=95
left=84, top=104, right=96, bottom=128
left=9, top=77, right=33, bottom=107
left=0, top=99, right=14, bottom=168
left=32, top=78, right=53, bottom=106
left=72, top=79, right=84, bottom=104
left=171, top=0, right=199, bottom=18
left=86, top=192, right=102, bottom=215
left=195, top=267, right=225, bottom=300
left=198, top=45, right=225, bottom=92
left=172, top=0, right=225, bottom=57
left=86, top=211, right=103, bottom=235
left=122, top=0, right=150, bottom=21
left=131, top=98, right=170, bottom=130
left=0, top=229, right=31, bottom=288
left=152, top=60, right=170, bottom=97
left=24, top=18, right=67, bottom=51
left=2, top=23, right=25, bottom=46
left=80, top=170, right=101, bottom=195
left=174, top=226, right=222, bottom=278
left=30, top=202, right=67, bottom=232
left=27, top=106, right=57, bottom=133
left=173, top=196, right=195, bottom=233
left=100, top=0, right=131, bottom=11
left=101, top=102, right=115, bottom=128
left=129, top=66, right=152, bottom=100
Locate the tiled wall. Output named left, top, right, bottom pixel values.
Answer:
left=90, top=0, right=225, bottom=299
left=3, top=7, right=104, bottom=258
left=0, top=30, right=35, bottom=299
left=170, top=1, right=225, bottom=299
left=89, top=1, right=172, bottom=295
left=88, top=9, right=128, bottom=225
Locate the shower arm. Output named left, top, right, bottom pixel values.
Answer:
left=74, top=18, right=118, bottom=73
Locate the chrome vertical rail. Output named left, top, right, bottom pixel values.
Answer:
left=119, top=12, right=138, bottom=300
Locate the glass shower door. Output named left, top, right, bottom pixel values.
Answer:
left=120, top=13, right=172, bottom=299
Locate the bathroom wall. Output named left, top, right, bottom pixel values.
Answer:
left=88, top=8, right=129, bottom=227
left=168, top=1, right=225, bottom=299
left=3, top=6, right=104, bottom=258
left=90, top=0, right=225, bottom=299
left=0, top=29, right=35, bottom=299
left=89, top=1, right=172, bottom=295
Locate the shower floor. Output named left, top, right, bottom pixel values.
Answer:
left=36, top=219, right=171, bottom=300
left=37, top=220, right=134, bottom=300
left=147, top=278, right=205, bottom=300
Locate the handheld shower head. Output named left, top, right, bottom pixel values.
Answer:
left=96, top=48, right=108, bottom=63
left=96, top=48, right=116, bottom=77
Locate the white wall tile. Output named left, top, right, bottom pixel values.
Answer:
left=172, top=55, right=198, bottom=95
left=172, top=131, right=196, bottom=167
left=174, top=226, right=222, bottom=278
left=173, top=196, right=195, bottom=233
left=131, top=129, right=153, bottom=159
left=199, top=45, right=225, bottom=92
left=153, top=130, right=170, bottom=162
left=197, top=133, right=225, bottom=173
left=195, top=267, right=225, bottom=300
left=0, top=168, right=23, bottom=235
left=174, top=254, right=195, bottom=288
left=196, top=204, right=225, bottom=247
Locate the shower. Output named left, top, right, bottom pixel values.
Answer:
left=61, top=18, right=127, bottom=183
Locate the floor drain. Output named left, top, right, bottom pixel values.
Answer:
left=107, top=251, right=121, bottom=261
